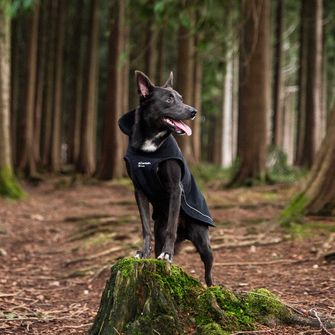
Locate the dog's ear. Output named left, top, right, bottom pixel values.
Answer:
left=163, top=71, right=173, bottom=88
left=135, top=71, right=154, bottom=97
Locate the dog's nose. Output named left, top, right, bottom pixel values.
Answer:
left=190, top=108, right=197, bottom=118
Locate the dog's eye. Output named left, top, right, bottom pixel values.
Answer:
left=166, top=97, right=174, bottom=104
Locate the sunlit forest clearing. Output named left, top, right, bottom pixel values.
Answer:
left=0, top=0, right=335, bottom=334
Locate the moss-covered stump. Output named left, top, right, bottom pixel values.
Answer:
left=89, top=258, right=332, bottom=335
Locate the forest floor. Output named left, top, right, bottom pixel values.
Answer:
left=0, top=176, right=334, bottom=335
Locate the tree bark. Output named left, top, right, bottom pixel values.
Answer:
left=77, top=0, right=99, bottom=175
left=191, top=31, right=202, bottom=164
left=41, top=0, right=57, bottom=168
left=0, top=2, right=23, bottom=198
left=272, top=0, right=285, bottom=148
left=282, top=104, right=335, bottom=219
left=144, top=8, right=157, bottom=80
left=67, top=0, right=85, bottom=165
left=176, top=24, right=195, bottom=164
left=97, top=0, right=125, bottom=180
left=229, top=0, right=271, bottom=186
left=16, top=2, right=40, bottom=176
left=50, top=0, right=65, bottom=172
left=295, top=0, right=323, bottom=168
left=34, top=0, right=48, bottom=168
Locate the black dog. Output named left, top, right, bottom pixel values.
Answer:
left=118, top=71, right=214, bottom=286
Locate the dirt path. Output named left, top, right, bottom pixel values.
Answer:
left=0, top=179, right=334, bottom=334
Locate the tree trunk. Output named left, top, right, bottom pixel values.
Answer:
left=222, top=55, right=234, bottom=167
left=272, top=0, right=285, bottom=148
left=77, top=0, right=99, bottom=175
left=144, top=9, right=157, bottom=80
left=50, top=0, right=65, bottom=172
left=176, top=24, right=195, bottom=164
left=41, top=0, right=57, bottom=168
left=34, top=0, right=48, bottom=168
left=0, top=2, right=23, bottom=198
left=16, top=2, right=40, bottom=176
left=295, top=0, right=323, bottom=168
left=89, top=258, right=330, bottom=335
left=229, top=0, right=271, bottom=187
left=156, top=28, right=165, bottom=84
left=282, top=104, right=335, bottom=219
left=67, top=0, right=85, bottom=166
left=191, top=31, right=202, bottom=164
left=97, top=0, right=125, bottom=180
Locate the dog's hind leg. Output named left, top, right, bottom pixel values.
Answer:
left=187, top=223, right=213, bottom=286
left=154, top=219, right=166, bottom=258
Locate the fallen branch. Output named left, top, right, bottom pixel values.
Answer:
left=309, top=309, right=335, bottom=335
left=65, top=246, right=124, bottom=266
left=211, top=237, right=283, bottom=251
left=214, top=258, right=310, bottom=267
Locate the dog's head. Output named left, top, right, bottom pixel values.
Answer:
left=135, top=70, right=197, bottom=136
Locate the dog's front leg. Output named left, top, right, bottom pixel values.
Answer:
left=135, top=189, right=152, bottom=258
left=157, top=161, right=182, bottom=262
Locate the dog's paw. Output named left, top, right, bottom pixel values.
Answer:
left=157, top=252, right=172, bottom=263
left=134, top=251, right=143, bottom=259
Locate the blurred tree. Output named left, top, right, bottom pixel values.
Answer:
left=77, top=0, right=99, bottom=175
left=0, top=1, right=23, bottom=198
left=16, top=1, right=39, bottom=176
left=272, top=0, right=285, bottom=149
left=229, top=0, right=271, bottom=186
left=50, top=0, right=65, bottom=172
left=97, top=0, right=126, bottom=180
left=295, top=0, right=323, bottom=168
left=283, top=103, right=335, bottom=218
left=41, top=0, right=56, bottom=169
left=176, top=16, right=195, bottom=164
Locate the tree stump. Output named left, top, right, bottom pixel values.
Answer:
left=89, top=258, right=333, bottom=335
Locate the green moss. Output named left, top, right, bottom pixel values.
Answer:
left=197, top=322, right=230, bottom=335
left=243, top=288, right=292, bottom=325
left=91, top=259, right=294, bottom=335
left=0, top=166, right=24, bottom=199
left=195, top=286, right=254, bottom=332
left=280, top=192, right=309, bottom=226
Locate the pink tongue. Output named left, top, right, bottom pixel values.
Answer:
left=172, top=120, right=192, bottom=136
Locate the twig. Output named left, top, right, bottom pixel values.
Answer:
left=212, top=237, right=283, bottom=250
left=309, top=309, right=334, bottom=335
left=214, top=258, right=310, bottom=267
left=65, top=246, right=124, bottom=266
left=232, top=332, right=269, bottom=335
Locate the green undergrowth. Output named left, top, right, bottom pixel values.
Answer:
left=0, top=166, right=24, bottom=199
left=191, top=163, right=230, bottom=189
left=280, top=192, right=309, bottom=226
left=267, top=146, right=306, bottom=184
left=285, top=221, right=335, bottom=239
left=90, top=258, right=295, bottom=335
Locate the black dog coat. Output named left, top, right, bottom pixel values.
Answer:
left=119, top=110, right=214, bottom=227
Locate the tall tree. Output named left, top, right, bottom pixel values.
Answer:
left=77, top=0, right=99, bottom=175
left=272, top=0, right=285, bottom=148
left=67, top=0, right=85, bottom=165
left=229, top=0, right=271, bottom=186
left=0, top=1, right=23, bottom=198
left=41, top=0, right=57, bottom=168
left=97, top=0, right=125, bottom=180
left=176, top=23, right=195, bottom=163
left=50, top=0, right=65, bottom=172
left=16, top=1, right=39, bottom=176
left=282, top=103, right=335, bottom=220
left=295, top=0, right=323, bottom=168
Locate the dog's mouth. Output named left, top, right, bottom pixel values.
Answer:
left=162, top=117, right=192, bottom=136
